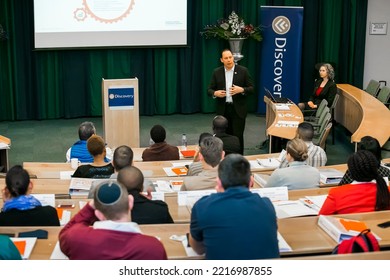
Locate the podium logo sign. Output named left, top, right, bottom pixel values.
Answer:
left=108, top=86, right=134, bottom=110
left=272, top=16, right=291, bottom=35
left=257, top=6, right=303, bottom=114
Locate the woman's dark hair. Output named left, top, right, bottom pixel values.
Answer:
left=347, top=150, right=389, bottom=211
left=358, top=136, right=382, bottom=162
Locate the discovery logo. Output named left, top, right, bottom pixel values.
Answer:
left=272, top=16, right=291, bottom=35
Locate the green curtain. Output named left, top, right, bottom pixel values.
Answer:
left=0, top=0, right=367, bottom=121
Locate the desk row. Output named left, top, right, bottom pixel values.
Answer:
left=1, top=210, right=390, bottom=260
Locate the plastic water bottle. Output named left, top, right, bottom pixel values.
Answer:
left=181, top=134, right=187, bottom=150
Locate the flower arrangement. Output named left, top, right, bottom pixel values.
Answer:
left=200, top=11, right=262, bottom=42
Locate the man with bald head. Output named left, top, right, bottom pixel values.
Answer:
left=117, top=166, right=173, bottom=224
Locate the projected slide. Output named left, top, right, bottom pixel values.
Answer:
left=34, top=0, right=187, bottom=48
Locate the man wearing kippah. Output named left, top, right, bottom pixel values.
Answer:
left=59, top=182, right=167, bottom=260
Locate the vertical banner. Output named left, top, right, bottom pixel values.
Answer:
left=257, top=6, right=304, bottom=114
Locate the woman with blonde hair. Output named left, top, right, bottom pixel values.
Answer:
left=265, top=138, right=320, bottom=190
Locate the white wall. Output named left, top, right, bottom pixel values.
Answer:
left=364, top=0, right=390, bottom=88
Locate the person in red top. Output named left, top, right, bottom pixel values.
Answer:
left=319, top=150, right=390, bottom=215
left=298, top=63, right=337, bottom=110
left=59, top=181, right=167, bottom=260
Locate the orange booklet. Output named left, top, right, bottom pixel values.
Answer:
left=340, top=219, right=368, bottom=232
left=180, top=150, right=196, bottom=158
left=172, top=167, right=188, bottom=176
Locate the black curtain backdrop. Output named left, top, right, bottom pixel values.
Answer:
left=0, top=0, right=367, bottom=121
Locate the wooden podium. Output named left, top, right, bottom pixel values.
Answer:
left=0, top=135, right=10, bottom=172
left=102, top=78, right=140, bottom=148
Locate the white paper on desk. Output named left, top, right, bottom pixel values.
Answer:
left=278, top=232, right=292, bottom=252
left=79, top=200, right=87, bottom=209
left=171, top=161, right=192, bottom=167
left=249, top=160, right=264, bottom=169
left=251, top=187, right=288, bottom=202
left=257, top=158, right=280, bottom=168
left=278, top=149, right=287, bottom=161
left=300, top=195, right=328, bottom=212
left=163, top=167, right=177, bottom=177
left=273, top=200, right=318, bottom=219
left=32, top=194, right=55, bottom=207
left=50, top=241, right=69, bottom=260
left=182, top=237, right=204, bottom=257
left=11, top=237, right=37, bottom=260
left=178, top=190, right=216, bottom=206
left=60, top=210, right=71, bottom=226
left=0, top=142, right=10, bottom=149
left=143, top=191, right=165, bottom=201
left=60, top=171, right=74, bottom=180
left=69, top=178, right=94, bottom=190
left=155, top=180, right=174, bottom=192
left=275, top=104, right=291, bottom=111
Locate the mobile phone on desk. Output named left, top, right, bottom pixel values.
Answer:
left=377, top=221, right=390, bottom=228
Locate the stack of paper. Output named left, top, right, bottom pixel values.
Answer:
left=69, top=178, right=94, bottom=197
left=317, top=215, right=381, bottom=242
left=319, top=168, right=344, bottom=185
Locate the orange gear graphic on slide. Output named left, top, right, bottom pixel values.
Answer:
left=82, top=0, right=135, bottom=23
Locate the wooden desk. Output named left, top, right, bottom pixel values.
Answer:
left=264, top=96, right=303, bottom=153
left=336, top=84, right=390, bottom=147
left=0, top=135, right=10, bottom=172
left=2, top=210, right=390, bottom=260
left=22, top=153, right=281, bottom=179
left=287, top=250, right=390, bottom=260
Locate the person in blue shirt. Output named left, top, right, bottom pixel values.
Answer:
left=189, top=154, right=280, bottom=260
left=66, top=121, right=112, bottom=163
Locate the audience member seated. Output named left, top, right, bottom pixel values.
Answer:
left=111, top=145, right=134, bottom=179
left=66, top=121, right=112, bottom=163
left=142, top=125, right=180, bottom=161
left=298, top=63, right=337, bottom=111
left=189, top=154, right=279, bottom=260
left=181, top=136, right=224, bottom=191
left=212, top=115, right=241, bottom=155
left=87, top=145, right=133, bottom=198
left=319, top=150, right=390, bottom=215
left=59, top=181, right=167, bottom=260
left=265, top=139, right=320, bottom=190
left=117, top=166, right=173, bottom=224
left=187, top=132, right=213, bottom=176
left=279, top=122, right=327, bottom=168
left=339, top=136, right=390, bottom=185
left=0, top=235, right=22, bottom=260
left=0, top=165, right=60, bottom=226
left=72, top=135, right=114, bottom=178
